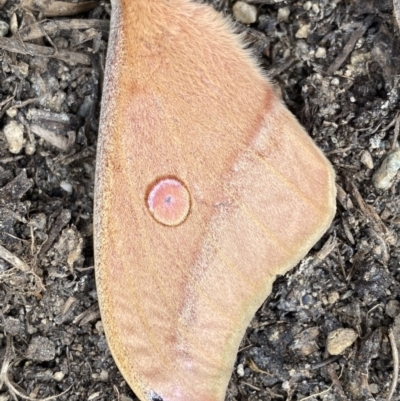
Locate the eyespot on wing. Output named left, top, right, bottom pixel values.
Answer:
left=146, top=177, right=191, bottom=226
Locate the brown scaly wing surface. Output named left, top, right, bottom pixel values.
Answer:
left=94, top=1, right=336, bottom=400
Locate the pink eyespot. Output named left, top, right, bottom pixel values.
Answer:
left=146, top=177, right=191, bottom=226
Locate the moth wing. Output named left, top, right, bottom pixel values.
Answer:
left=94, top=1, right=336, bottom=401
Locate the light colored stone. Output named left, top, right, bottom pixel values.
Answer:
left=0, top=21, right=9, bottom=37
left=25, top=141, right=36, bottom=155
left=11, top=61, right=29, bottom=78
left=331, top=77, right=340, bottom=86
left=369, top=383, right=379, bottom=394
left=386, top=300, right=400, bottom=318
left=53, top=371, right=65, bottom=381
left=99, top=370, right=109, bottom=382
left=295, top=24, right=310, bottom=39
left=232, top=1, right=257, bottom=25
left=277, top=7, right=290, bottom=22
left=328, top=291, right=339, bottom=305
left=95, top=320, right=104, bottom=334
left=372, top=149, right=400, bottom=190
left=6, top=108, right=17, bottom=118
left=326, top=328, right=358, bottom=355
left=312, top=3, right=320, bottom=14
left=360, top=150, right=374, bottom=169
left=237, top=363, right=244, bottom=377
left=315, top=47, right=326, bottom=59
left=10, top=13, right=17, bottom=35
left=3, top=120, right=25, bottom=154
left=60, top=181, right=73, bottom=194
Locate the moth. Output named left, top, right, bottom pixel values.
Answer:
left=94, top=1, right=336, bottom=400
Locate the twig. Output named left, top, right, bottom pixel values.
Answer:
left=17, top=19, right=109, bottom=42
left=0, top=36, right=91, bottom=65
left=311, top=355, right=341, bottom=370
left=31, top=125, right=76, bottom=151
left=0, top=156, right=25, bottom=164
left=21, top=0, right=98, bottom=17
left=394, top=0, right=400, bottom=32
left=391, top=112, right=400, bottom=151
left=248, top=359, right=273, bottom=376
left=241, top=382, right=261, bottom=391
left=386, top=328, right=399, bottom=401
left=328, top=16, right=374, bottom=74
left=0, top=244, right=29, bottom=272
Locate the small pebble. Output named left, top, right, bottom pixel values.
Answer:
left=11, top=61, right=29, bottom=78
left=360, top=150, right=374, bottom=169
left=331, top=77, right=340, bottom=86
left=4, top=317, right=24, bottom=336
left=236, top=363, right=244, bottom=377
left=95, top=320, right=104, bottom=334
left=386, top=300, right=400, bottom=318
left=295, top=24, right=310, bottom=39
left=0, top=21, right=9, bottom=36
left=312, top=3, right=320, bottom=14
left=53, top=371, right=65, bottom=381
left=26, top=336, right=56, bottom=362
left=315, top=47, right=326, bottom=59
left=232, top=1, right=257, bottom=24
left=369, top=383, right=379, bottom=394
left=3, top=120, right=25, bottom=154
left=6, top=108, right=17, bottom=118
left=100, top=370, right=109, bottom=382
left=25, top=141, right=36, bottom=155
left=9, top=13, right=17, bottom=35
left=303, top=1, right=312, bottom=11
left=277, top=7, right=290, bottom=22
left=328, top=291, right=340, bottom=305
left=372, top=149, right=400, bottom=190
left=60, top=181, right=73, bottom=194
left=326, top=328, right=358, bottom=355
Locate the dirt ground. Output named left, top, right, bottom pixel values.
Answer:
left=0, top=0, right=399, bottom=400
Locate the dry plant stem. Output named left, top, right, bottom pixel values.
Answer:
left=328, top=16, right=374, bottom=74
left=241, top=382, right=261, bottom=391
left=38, top=209, right=71, bottom=257
left=21, top=0, right=99, bottom=17
left=0, top=156, right=25, bottom=164
left=311, top=355, right=341, bottom=370
left=17, top=19, right=109, bottom=42
left=325, top=363, right=348, bottom=401
left=0, top=36, right=91, bottom=66
left=348, top=180, right=388, bottom=235
left=7, top=95, right=48, bottom=114
left=0, top=244, right=29, bottom=272
left=386, top=328, right=399, bottom=401
left=394, top=0, right=400, bottom=31
left=248, top=359, right=272, bottom=376
left=31, top=125, right=75, bottom=151
left=390, top=112, right=400, bottom=151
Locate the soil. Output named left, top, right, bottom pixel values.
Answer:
left=0, top=0, right=399, bottom=400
